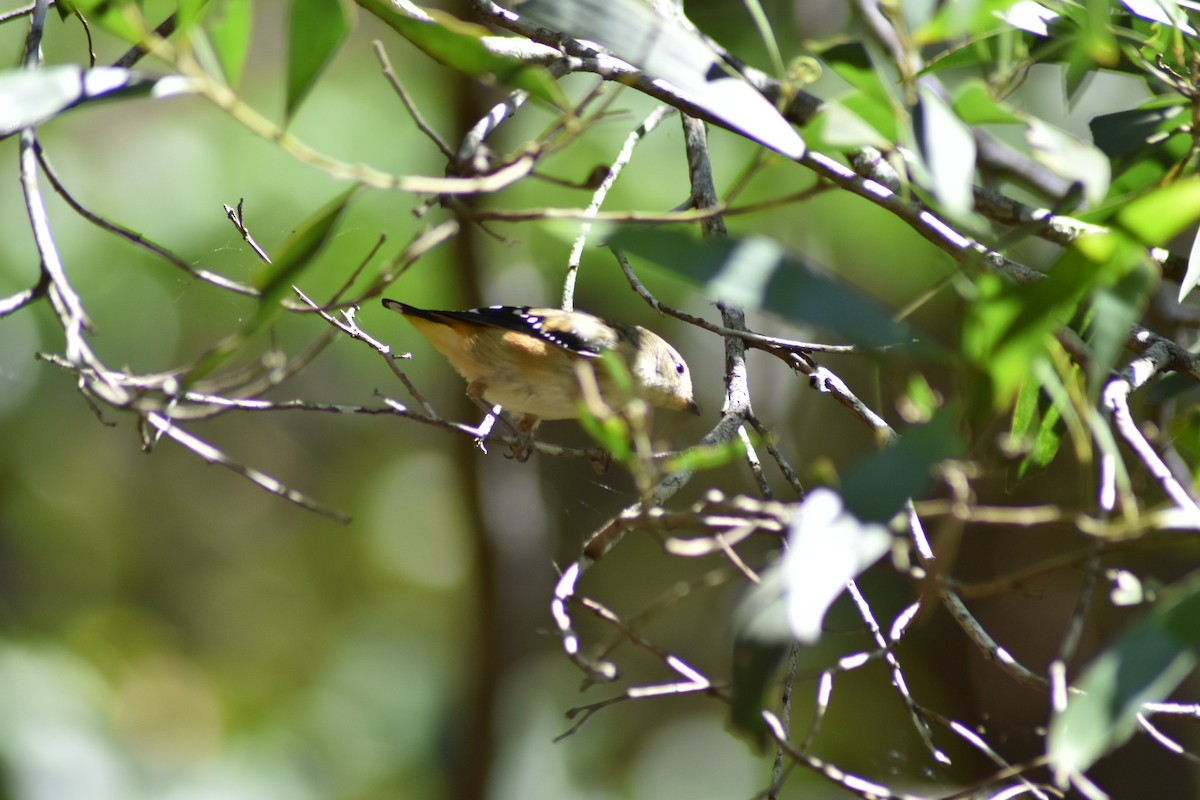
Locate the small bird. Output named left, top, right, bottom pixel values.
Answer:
left=382, top=300, right=700, bottom=459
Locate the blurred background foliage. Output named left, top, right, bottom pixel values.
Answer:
left=2, top=0, right=1200, bottom=798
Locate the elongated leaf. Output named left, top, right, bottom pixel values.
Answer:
left=609, top=229, right=919, bottom=350
left=814, top=93, right=896, bottom=147
left=1090, top=102, right=1186, bottom=161
left=68, top=0, right=146, bottom=41
left=915, top=82, right=977, bottom=219
left=0, top=66, right=165, bottom=136
left=177, top=0, right=208, bottom=32
left=513, top=0, right=805, bottom=158
left=952, top=79, right=1023, bottom=125
left=1049, top=571, right=1200, bottom=780
left=820, top=42, right=893, bottom=106
left=210, top=0, right=253, bottom=89
left=1121, top=0, right=1197, bottom=35
left=187, top=187, right=360, bottom=383
left=1116, top=176, right=1200, bottom=246
left=254, top=185, right=360, bottom=309
left=1085, top=266, right=1150, bottom=397
left=1182, top=227, right=1200, bottom=302
left=1027, top=118, right=1111, bottom=208
left=360, top=0, right=565, bottom=108
left=963, top=236, right=1127, bottom=408
left=730, top=565, right=790, bottom=747
left=1001, top=0, right=1060, bottom=35
left=1010, top=372, right=1066, bottom=481
left=285, top=0, right=353, bottom=120
left=783, top=488, right=891, bottom=643
left=840, top=409, right=964, bottom=524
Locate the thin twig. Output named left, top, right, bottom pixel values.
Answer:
left=562, top=104, right=675, bottom=310
left=372, top=40, right=454, bottom=159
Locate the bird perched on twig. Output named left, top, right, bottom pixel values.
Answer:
left=382, top=299, right=700, bottom=460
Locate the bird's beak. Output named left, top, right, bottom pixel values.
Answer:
left=684, top=398, right=702, bottom=416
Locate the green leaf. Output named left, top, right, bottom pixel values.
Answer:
left=916, top=0, right=1026, bottom=41
left=918, top=32, right=1006, bottom=76
left=209, top=0, right=253, bottom=89
left=285, top=0, right=353, bottom=120
left=177, top=0, right=207, bottom=31
left=825, top=92, right=898, bottom=146
left=513, top=0, right=803, bottom=156
left=1010, top=372, right=1066, bottom=480
left=1085, top=267, right=1151, bottom=397
left=576, top=409, right=632, bottom=461
left=187, top=187, right=359, bottom=384
left=820, top=42, right=893, bottom=107
left=808, top=99, right=893, bottom=149
left=1049, top=571, right=1200, bottom=781
left=952, top=79, right=1023, bottom=125
left=68, top=0, right=147, bottom=41
left=1115, top=177, right=1200, bottom=247
left=609, top=230, right=922, bottom=351
left=254, top=185, right=360, bottom=309
left=360, top=0, right=566, bottom=109
left=963, top=239, right=1118, bottom=409
left=840, top=408, right=964, bottom=524
left=914, top=83, right=977, bottom=220
left=662, top=437, right=747, bottom=474
left=1026, top=118, right=1111, bottom=208
left=903, top=372, right=940, bottom=422
left=729, top=565, right=790, bottom=748
left=1090, top=102, right=1187, bottom=161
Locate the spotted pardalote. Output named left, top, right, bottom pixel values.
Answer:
left=382, top=300, right=699, bottom=451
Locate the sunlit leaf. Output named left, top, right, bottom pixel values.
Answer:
left=902, top=372, right=940, bottom=422
left=1116, top=176, right=1200, bottom=246
left=915, top=82, right=977, bottom=219
left=177, top=0, right=208, bottom=32
left=1181, top=228, right=1200, bottom=302
left=576, top=409, right=632, bottom=461
left=1121, top=0, right=1197, bottom=35
left=963, top=238, right=1121, bottom=408
left=360, top=0, right=566, bottom=109
left=782, top=488, right=891, bottom=644
left=809, top=99, right=894, bottom=149
left=68, top=0, right=147, bottom=41
left=515, top=0, right=805, bottom=157
left=917, top=0, right=1031, bottom=41
left=285, top=0, right=353, bottom=120
left=1010, top=371, right=1066, bottom=480
left=210, top=0, right=253, bottom=89
left=1049, top=571, right=1200, bottom=780
left=1026, top=118, right=1111, bottom=208
left=952, top=79, right=1023, bottom=125
left=822, top=42, right=894, bottom=105
left=999, top=0, right=1060, bottom=35
left=0, top=66, right=169, bottom=136
left=663, top=438, right=748, bottom=474
left=919, top=32, right=1006, bottom=75
left=1081, top=0, right=1120, bottom=66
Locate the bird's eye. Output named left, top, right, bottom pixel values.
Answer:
left=675, top=362, right=686, bottom=375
